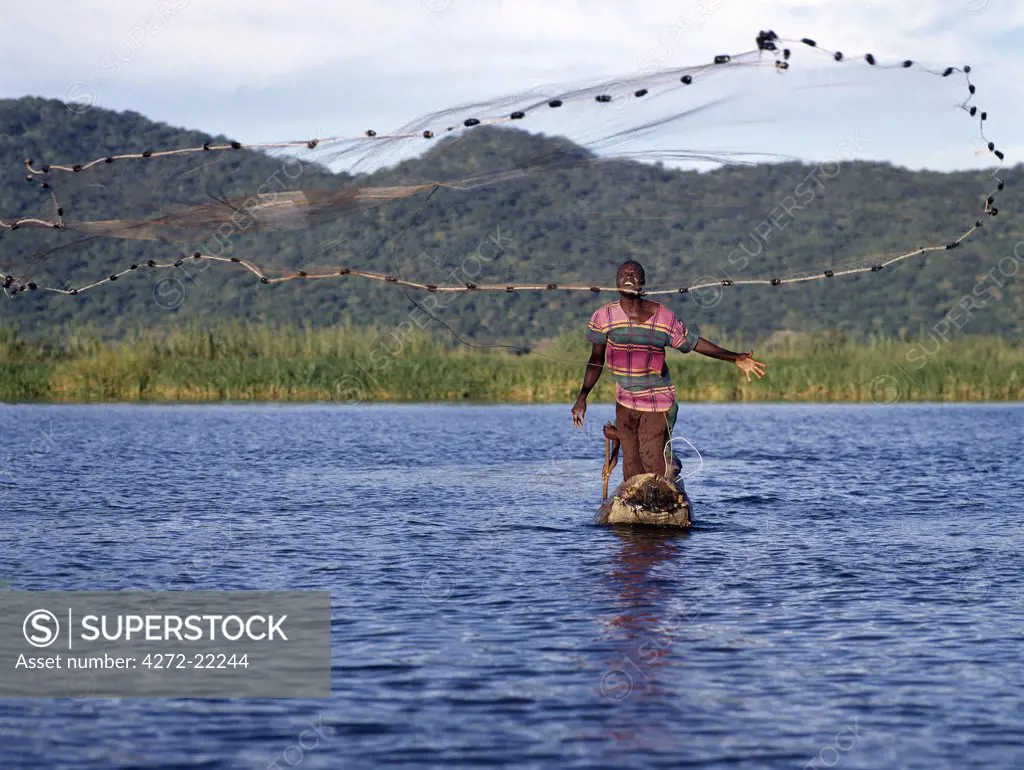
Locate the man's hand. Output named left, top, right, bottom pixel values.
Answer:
left=735, top=352, right=767, bottom=382
left=572, top=394, right=587, bottom=427
left=574, top=343, right=605, bottom=428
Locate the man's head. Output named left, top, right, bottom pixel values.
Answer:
left=616, top=260, right=646, bottom=296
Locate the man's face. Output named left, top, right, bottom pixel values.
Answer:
left=617, top=266, right=644, bottom=294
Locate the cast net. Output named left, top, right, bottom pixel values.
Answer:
left=0, top=31, right=1008, bottom=344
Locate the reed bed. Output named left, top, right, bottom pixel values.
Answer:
left=0, top=323, right=1020, bottom=403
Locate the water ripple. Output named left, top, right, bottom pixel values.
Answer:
left=0, top=403, right=1022, bottom=768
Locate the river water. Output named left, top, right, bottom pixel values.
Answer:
left=1, top=403, right=1022, bottom=768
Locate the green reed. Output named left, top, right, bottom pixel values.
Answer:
left=0, top=323, right=1020, bottom=403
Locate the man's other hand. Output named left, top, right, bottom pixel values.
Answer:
left=735, top=352, right=767, bottom=382
left=572, top=395, right=588, bottom=427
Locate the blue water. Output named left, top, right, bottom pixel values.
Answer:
left=1, top=403, right=1022, bottom=769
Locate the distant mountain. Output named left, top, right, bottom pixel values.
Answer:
left=0, top=96, right=1020, bottom=342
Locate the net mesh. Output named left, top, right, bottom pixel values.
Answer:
left=0, top=31, right=1008, bottom=345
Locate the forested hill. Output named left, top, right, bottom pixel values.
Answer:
left=0, top=96, right=1021, bottom=342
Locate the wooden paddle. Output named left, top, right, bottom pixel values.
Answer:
left=602, top=437, right=611, bottom=502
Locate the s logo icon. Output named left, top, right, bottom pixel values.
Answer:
left=23, top=609, right=60, bottom=648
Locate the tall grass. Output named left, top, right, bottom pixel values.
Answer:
left=0, top=323, right=1020, bottom=403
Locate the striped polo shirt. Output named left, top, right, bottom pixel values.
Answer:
left=586, top=301, right=699, bottom=412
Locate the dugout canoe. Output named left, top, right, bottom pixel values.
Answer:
left=597, top=473, right=692, bottom=528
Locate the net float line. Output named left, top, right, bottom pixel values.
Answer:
left=13, top=34, right=1002, bottom=180
left=0, top=228, right=983, bottom=299
left=0, top=31, right=1006, bottom=300
left=5, top=30, right=1003, bottom=230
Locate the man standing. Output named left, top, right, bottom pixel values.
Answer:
left=571, top=260, right=766, bottom=481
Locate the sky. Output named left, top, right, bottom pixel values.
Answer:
left=1, top=0, right=1021, bottom=171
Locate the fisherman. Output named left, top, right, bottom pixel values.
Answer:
left=572, top=260, right=766, bottom=482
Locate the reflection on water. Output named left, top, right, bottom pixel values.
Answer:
left=607, top=528, right=689, bottom=634
left=598, top=528, right=688, bottom=708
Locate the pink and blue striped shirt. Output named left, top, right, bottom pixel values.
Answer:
left=586, top=302, right=699, bottom=412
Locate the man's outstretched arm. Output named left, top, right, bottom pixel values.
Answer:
left=694, top=338, right=767, bottom=382
left=572, top=342, right=606, bottom=426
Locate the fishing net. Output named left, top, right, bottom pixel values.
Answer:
left=0, top=31, right=1008, bottom=344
